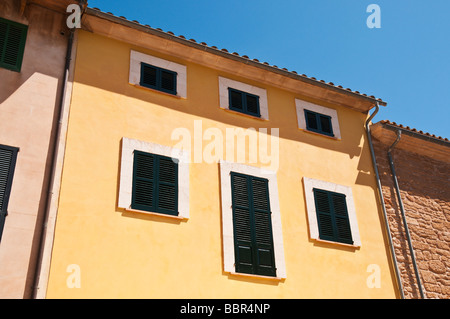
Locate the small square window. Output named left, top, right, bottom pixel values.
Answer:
left=295, top=99, right=341, bottom=139
left=304, top=110, right=334, bottom=137
left=140, top=62, right=177, bottom=95
left=228, top=88, right=261, bottom=117
left=303, top=177, right=361, bottom=247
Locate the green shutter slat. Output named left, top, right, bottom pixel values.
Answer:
left=245, top=95, right=259, bottom=115
left=231, top=172, right=276, bottom=277
left=304, top=110, right=334, bottom=137
left=305, top=110, right=319, bottom=130
left=0, top=21, right=7, bottom=59
left=314, top=189, right=335, bottom=241
left=132, top=152, right=156, bottom=211
left=319, top=115, right=333, bottom=135
left=3, top=25, right=22, bottom=66
left=141, top=64, right=157, bottom=87
left=133, top=179, right=154, bottom=207
left=0, top=144, right=19, bottom=242
left=140, top=62, right=177, bottom=95
left=313, top=188, right=353, bottom=245
left=332, top=194, right=353, bottom=244
left=131, top=151, right=178, bottom=216
left=0, top=148, right=13, bottom=212
left=228, top=88, right=261, bottom=117
left=155, top=157, right=178, bottom=215
left=229, top=89, right=243, bottom=111
left=0, top=18, right=27, bottom=72
left=160, top=70, right=176, bottom=93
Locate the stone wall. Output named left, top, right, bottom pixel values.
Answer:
left=372, top=137, right=450, bottom=299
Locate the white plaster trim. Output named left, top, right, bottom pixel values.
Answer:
left=295, top=99, right=341, bottom=139
left=302, top=177, right=361, bottom=247
left=218, top=76, right=269, bottom=120
left=119, top=137, right=190, bottom=219
left=129, top=50, right=187, bottom=98
left=219, top=160, right=286, bottom=278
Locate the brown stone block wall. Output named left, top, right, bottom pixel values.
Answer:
left=372, top=138, right=450, bottom=299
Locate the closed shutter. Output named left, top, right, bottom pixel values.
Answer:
left=160, top=70, right=176, bottom=93
left=140, top=62, right=177, bottom=95
left=131, top=151, right=178, bottom=216
left=228, top=88, right=261, bottom=117
left=0, top=18, right=28, bottom=72
left=304, top=110, right=334, bottom=137
left=229, top=89, right=243, bottom=111
left=313, top=188, right=353, bottom=244
left=0, top=144, right=19, bottom=242
left=231, top=172, right=276, bottom=277
left=141, top=64, right=157, bottom=87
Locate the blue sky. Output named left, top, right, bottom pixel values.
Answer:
left=89, top=0, right=450, bottom=139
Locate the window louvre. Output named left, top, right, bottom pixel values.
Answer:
left=228, top=88, right=261, bottom=117
left=0, top=18, right=27, bottom=72
left=131, top=151, right=178, bottom=216
left=140, top=62, right=177, bottom=95
left=231, top=172, right=276, bottom=277
left=0, top=144, right=19, bottom=242
left=304, top=110, right=334, bottom=137
left=313, top=188, right=353, bottom=244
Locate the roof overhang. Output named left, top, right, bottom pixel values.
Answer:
left=82, top=7, right=386, bottom=113
left=371, top=121, right=450, bottom=163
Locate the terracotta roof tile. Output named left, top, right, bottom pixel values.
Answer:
left=379, top=120, right=449, bottom=142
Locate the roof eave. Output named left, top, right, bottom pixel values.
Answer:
left=84, top=7, right=387, bottom=109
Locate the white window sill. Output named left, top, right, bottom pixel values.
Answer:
left=221, top=107, right=269, bottom=121
left=125, top=207, right=188, bottom=220
left=313, top=238, right=360, bottom=249
left=298, top=128, right=341, bottom=140
left=132, top=84, right=185, bottom=99
left=228, top=271, right=284, bottom=281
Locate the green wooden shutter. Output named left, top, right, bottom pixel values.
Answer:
left=231, top=172, right=276, bottom=277
left=140, top=62, right=177, bottom=95
left=331, top=193, right=353, bottom=244
left=229, top=89, right=244, bottom=111
left=131, top=151, right=178, bottom=216
left=228, top=88, right=261, bottom=117
left=304, top=110, right=334, bottom=137
left=0, top=18, right=28, bottom=72
left=313, top=188, right=353, bottom=245
left=132, top=151, right=156, bottom=211
left=155, top=156, right=178, bottom=215
left=0, top=144, right=19, bottom=242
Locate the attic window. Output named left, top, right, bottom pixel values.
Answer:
left=140, top=63, right=177, bottom=95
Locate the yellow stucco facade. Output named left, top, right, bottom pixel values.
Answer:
left=44, top=11, right=399, bottom=298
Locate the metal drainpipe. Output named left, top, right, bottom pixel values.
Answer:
left=365, top=104, right=405, bottom=299
left=31, top=27, right=74, bottom=299
left=32, top=0, right=87, bottom=298
left=387, top=130, right=425, bottom=299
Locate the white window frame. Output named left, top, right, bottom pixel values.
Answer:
left=118, top=137, right=190, bottom=219
left=302, top=177, right=361, bottom=247
left=219, top=160, right=286, bottom=279
left=295, top=99, right=341, bottom=139
left=129, top=50, right=187, bottom=98
left=218, top=76, right=269, bottom=120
